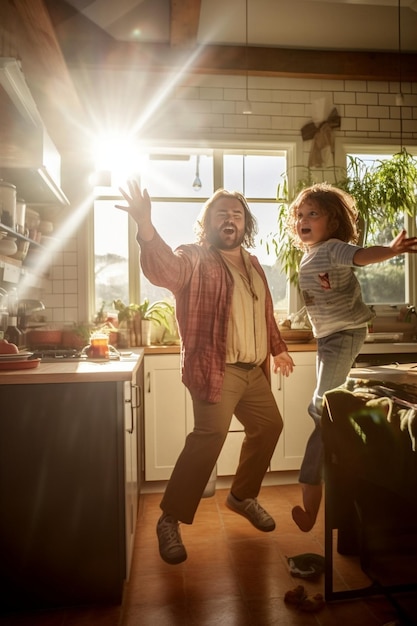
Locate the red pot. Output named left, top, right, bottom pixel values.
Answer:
left=26, top=329, right=63, bottom=348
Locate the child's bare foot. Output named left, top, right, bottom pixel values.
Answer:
left=292, top=505, right=315, bottom=532
left=292, top=483, right=322, bottom=532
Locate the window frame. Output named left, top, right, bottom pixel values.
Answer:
left=89, top=140, right=299, bottom=320
left=338, top=141, right=417, bottom=308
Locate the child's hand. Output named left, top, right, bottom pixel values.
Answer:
left=389, top=229, right=417, bottom=255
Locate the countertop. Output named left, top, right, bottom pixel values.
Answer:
left=349, top=362, right=417, bottom=392
left=144, top=341, right=417, bottom=355
left=144, top=342, right=318, bottom=354
left=0, top=350, right=144, bottom=385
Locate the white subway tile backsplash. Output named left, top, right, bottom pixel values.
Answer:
left=380, top=118, right=401, bottom=132
left=357, top=118, right=379, bottom=131
left=63, top=252, right=77, bottom=266
left=356, top=93, right=378, bottom=105
left=345, top=104, right=368, bottom=117
left=368, top=106, right=390, bottom=118
left=63, top=266, right=77, bottom=280
left=52, top=281, right=64, bottom=294
left=62, top=280, right=78, bottom=294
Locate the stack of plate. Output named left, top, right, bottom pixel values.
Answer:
left=0, top=352, right=40, bottom=370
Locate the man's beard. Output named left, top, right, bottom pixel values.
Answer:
left=206, top=226, right=245, bottom=250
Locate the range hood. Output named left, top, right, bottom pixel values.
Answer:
left=0, top=58, right=69, bottom=206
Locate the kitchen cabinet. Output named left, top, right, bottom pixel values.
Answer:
left=144, top=354, right=194, bottom=481
left=0, top=359, right=142, bottom=611
left=269, top=350, right=317, bottom=471
left=125, top=359, right=143, bottom=576
left=143, top=352, right=316, bottom=480
left=217, top=352, right=316, bottom=474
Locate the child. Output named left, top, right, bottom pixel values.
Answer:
left=286, top=182, right=417, bottom=532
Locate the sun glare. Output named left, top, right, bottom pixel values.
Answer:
left=93, top=132, right=138, bottom=171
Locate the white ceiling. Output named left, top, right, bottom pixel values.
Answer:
left=64, top=0, right=417, bottom=52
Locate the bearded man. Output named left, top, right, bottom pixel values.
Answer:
left=117, top=183, right=294, bottom=565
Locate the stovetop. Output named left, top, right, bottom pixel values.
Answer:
left=31, top=349, right=83, bottom=362
left=29, top=348, right=131, bottom=362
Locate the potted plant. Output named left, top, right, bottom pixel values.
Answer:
left=113, top=298, right=176, bottom=346
left=135, top=298, right=176, bottom=346
left=274, top=148, right=417, bottom=285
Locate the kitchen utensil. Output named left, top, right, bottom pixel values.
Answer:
left=0, top=236, right=18, bottom=256
left=39, top=220, right=53, bottom=234
left=11, top=238, right=30, bottom=261
left=25, top=208, right=40, bottom=240
left=0, top=180, right=16, bottom=230
left=15, top=198, right=26, bottom=234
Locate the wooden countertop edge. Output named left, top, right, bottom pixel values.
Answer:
left=144, top=342, right=318, bottom=355
left=0, top=350, right=145, bottom=385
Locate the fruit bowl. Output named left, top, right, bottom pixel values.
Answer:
left=279, top=328, right=314, bottom=343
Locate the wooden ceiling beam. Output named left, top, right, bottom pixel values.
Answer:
left=170, top=0, right=202, bottom=48
left=62, top=40, right=417, bottom=82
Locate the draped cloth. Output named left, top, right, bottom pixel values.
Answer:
left=301, top=108, right=341, bottom=168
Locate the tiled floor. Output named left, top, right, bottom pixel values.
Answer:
left=0, top=484, right=414, bottom=625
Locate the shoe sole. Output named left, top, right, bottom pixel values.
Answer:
left=158, top=549, right=187, bottom=565
left=226, top=499, right=276, bottom=532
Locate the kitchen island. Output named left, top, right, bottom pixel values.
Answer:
left=323, top=361, right=417, bottom=622
left=0, top=352, right=144, bottom=612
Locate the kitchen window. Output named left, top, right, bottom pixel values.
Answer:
left=93, top=147, right=290, bottom=319
left=345, top=150, right=417, bottom=306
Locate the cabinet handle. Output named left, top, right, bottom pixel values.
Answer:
left=146, top=371, right=151, bottom=393
left=277, top=370, right=282, bottom=391
left=126, top=403, right=134, bottom=434
left=126, top=383, right=135, bottom=434
left=132, top=384, right=140, bottom=409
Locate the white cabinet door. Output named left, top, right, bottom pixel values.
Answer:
left=144, top=352, right=317, bottom=480
left=144, top=355, right=191, bottom=480
left=270, top=351, right=316, bottom=471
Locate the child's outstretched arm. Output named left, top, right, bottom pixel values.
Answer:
left=354, top=229, right=417, bottom=266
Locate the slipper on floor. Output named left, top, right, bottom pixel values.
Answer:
left=284, top=585, right=307, bottom=606
left=287, top=553, right=325, bottom=580
left=299, top=593, right=325, bottom=613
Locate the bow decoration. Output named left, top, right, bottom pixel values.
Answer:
left=301, top=107, right=341, bottom=168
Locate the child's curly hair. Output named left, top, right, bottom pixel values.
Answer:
left=286, top=183, right=360, bottom=250
left=195, top=189, right=258, bottom=248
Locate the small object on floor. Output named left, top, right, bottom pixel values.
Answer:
left=284, top=584, right=307, bottom=606
left=156, top=513, right=187, bottom=564
left=299, top=592, right=325, bottom=613
left=284, top=586, right=325, bottom=613
left=286, top=553, right=325, bottom=580
left=226, top=492, right=276, bottom=531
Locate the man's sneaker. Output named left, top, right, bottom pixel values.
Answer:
left=156, top=514, right=187, bottom=564
left=226, top=493, right=276, bottom=532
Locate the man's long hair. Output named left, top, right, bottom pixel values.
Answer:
left=195, top=189, right=258, bottom=248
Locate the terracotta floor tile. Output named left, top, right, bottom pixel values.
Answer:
left=1, top=483, right=414, bottom=626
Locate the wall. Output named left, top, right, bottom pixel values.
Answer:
left=45, top=71, right=417, bottom=326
